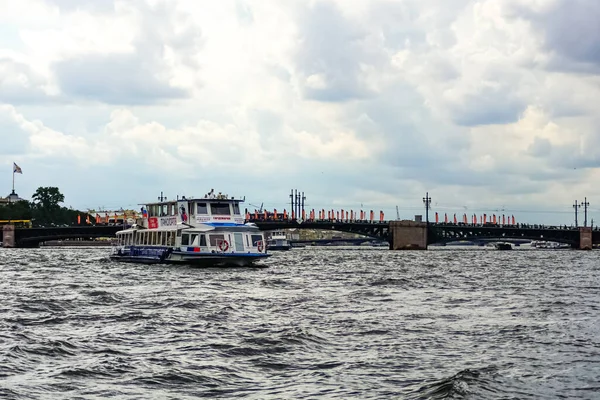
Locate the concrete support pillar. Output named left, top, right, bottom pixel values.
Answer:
left=2, top=225, right=15, bottom=248
left=579, top=227, right=592, bottom=250
left=389, top=220, right=428, bottom=250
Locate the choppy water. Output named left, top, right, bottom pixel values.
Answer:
left=0, top=246, right=599, bottom=399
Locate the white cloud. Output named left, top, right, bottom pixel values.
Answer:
left=1, top=0, right=599, bottom=225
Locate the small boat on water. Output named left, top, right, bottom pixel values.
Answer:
left=495, top=242, right=512, bottom=250
left=266, top=230, right=292, bottom=251
left=110, top=190, right=270, bottom=267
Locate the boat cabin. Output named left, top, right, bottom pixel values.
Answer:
left=139, top=190, right=245, bottom=229
left=113, top=190, right=266, bottom=251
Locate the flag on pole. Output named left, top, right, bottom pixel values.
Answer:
left=13, top=163, right=22, bottom=174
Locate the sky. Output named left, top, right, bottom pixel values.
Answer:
left=1, top=0, right=599, bottom=225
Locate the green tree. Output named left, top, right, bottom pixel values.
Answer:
left=0, top=200, right=32, bottom=221
left=30, top=187, right=67, bottom=226
left=32, top=187, right=65, bottom=210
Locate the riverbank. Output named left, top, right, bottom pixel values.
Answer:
left=41, top=240, right=112, bottom=247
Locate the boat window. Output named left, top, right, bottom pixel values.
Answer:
left=182, top=233, right=190, bottom=246
left=210, top=203, right=231, bottom=215
left=209, top=234, right=225, bottom=246
left=234, top=233, right=244, bottom=251
left=177, top=229, right=182, bottom=237
left=251, top=234, right=263, bottom=246
left=190, top=234, right=198, bottom=246
left=188, top=202, right=195, bottom=216
left=200, top=235, right=207, bottom=246
left=156, top=232, right=162, bottom=246
left=233, top=203, right=240, bottom=215
left=197, top=203, right=208, bottom=214
left=167, top=232, right=174, bottom=246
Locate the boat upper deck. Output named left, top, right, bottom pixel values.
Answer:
left=139, top=190, right=246, bottom=230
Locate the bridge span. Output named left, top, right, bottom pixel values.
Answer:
left=1, top=220, right=597, bottom=250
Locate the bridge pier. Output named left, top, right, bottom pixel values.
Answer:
left=2, top=225, right=15, bottom=248
left=389, top=221, right=428, bottom=250
left=580, top=227, right=592, bottom=250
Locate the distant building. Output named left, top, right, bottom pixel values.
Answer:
left=0, top=190, right=25, bottom=206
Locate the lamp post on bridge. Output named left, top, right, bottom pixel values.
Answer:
left=573, top=200, right=580, bottom=227
left=582, top=197, right=590, bottom=227
left=423, top=192, right=431, bottom=225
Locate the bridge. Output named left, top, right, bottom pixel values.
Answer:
left=1, top=219, right=597, bottom=250
left=248, top=219, right=596, bottom=249
left=1, top=225, right=122, bottom=248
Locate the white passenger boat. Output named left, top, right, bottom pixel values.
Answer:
left=266, top=230, right=292, bottom=251
left=110, top=190, right=270, bottom=267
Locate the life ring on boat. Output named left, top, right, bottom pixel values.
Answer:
left=219, top=240, right=229, bottom=252
left=257, top=241, right=263, bottom=252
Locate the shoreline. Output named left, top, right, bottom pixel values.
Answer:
left=41, top=240, right=112, bottom=247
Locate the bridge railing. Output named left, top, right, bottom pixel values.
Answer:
left=245, top=210, right=389, bottom=224
left=245, top=216, right=389, bottom=224
left=429, top=222, right=585, bottom=230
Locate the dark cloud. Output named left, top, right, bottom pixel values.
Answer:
left=52, top=0, right=202, bottom=104
left=528, top=137, right=552, bottom=157
left=0, top=58, right=57, bottom=105
left=508, top=0, right=600, bottom=71
left=449, top=85, right=525, bottom=126
left=0, top=109, right=30, bottom=155
left=293, top=1, right=384, bottom=102
left=368, top=0, right=471, bottom=51
left=54, top=54, right=187, bottom=104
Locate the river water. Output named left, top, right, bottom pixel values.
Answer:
left=0, top=246, right=598, bottom=399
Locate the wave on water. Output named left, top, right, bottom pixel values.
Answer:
left=405, top=366, right=550, bottom=399
left=1, top=247, right=599, bottom=399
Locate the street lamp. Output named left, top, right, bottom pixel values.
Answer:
left=423, top=192, right=431, bottom=224
left=582, top=197, right=590, bottom=227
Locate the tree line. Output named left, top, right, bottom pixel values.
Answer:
left=0, top=187, right=89, bottom=227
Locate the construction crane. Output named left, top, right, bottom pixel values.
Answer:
left=249, top=203, right=263, bottom=212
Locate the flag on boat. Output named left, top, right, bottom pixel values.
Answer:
left=13, top=163, right=22, bottom=174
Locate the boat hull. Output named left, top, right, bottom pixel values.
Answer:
left=167, top=251, right=270, bottom=267
left=267, top=245, right=292, bottom=251
left=110, top=246, right=270, bottom=267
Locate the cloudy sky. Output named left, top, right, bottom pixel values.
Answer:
left=1, top=0, right=599, bottom=225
